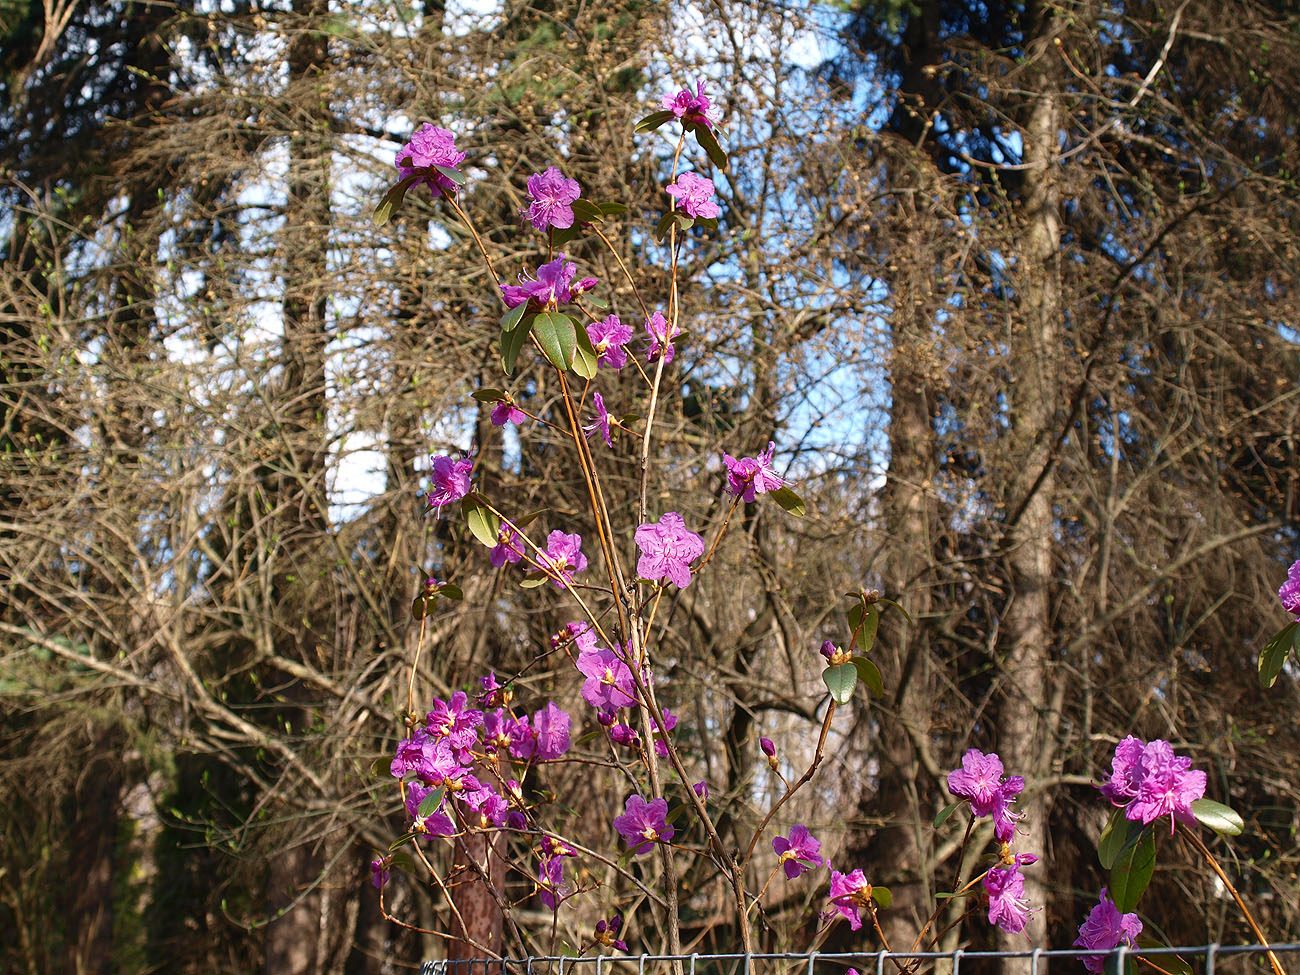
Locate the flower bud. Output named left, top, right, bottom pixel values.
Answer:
left=760, top=737, right=776, bottom=757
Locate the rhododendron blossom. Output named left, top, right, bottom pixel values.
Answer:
left=586, top=314, right=634, bottom=370
left=666, top=171, right=720, bottom=219
left=583, top=391, right=613, bottom=448
left=395, top=123, right=466, bottom=195
left=576, top=646, right=637, bottom=710
left=543, top=530, right=587, bottom=589
left=1074, top=888, right=1142, bottom=972
left=1100, top=736, right=1205, bottom=832
left=1280, top=559, right=1300, bottom=619
left=948, top=748, right=1025, bottom=841
left=426, top=454, right=472, bottom=507
left=723, top=442, right=784, bottom=502
left=662, top=80, right=719, bottom=129
left=827, top=868, right=871, bottom=930
left=984, top=862, right=1034, bottom=934
left=773, top=825, right=823, bottom=878
left=523, top=166, right=580, bottom=231
left=635, top=511, right=704, bottom=588
left=613, top=794, right=674, bottom=854
left=501, top=254, right=595, bottom=311
left=645, top=311, right=679, bottom=364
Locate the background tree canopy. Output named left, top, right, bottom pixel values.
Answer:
left=2, top=1, right=1298, bottom=972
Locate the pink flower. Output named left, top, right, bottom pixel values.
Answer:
left=583, top=391, right=613, bottom=448
left=652, top=707, right=678, bottom=758
left=501, top=254, right=593, bottom=311
left=594, top=914, right=628, bottom=951
left=773, top=825, right=823, bottom=879
left=533, top=702, right=571, bottom=761
left=522, top=166, right=581, bottom=231
left=537, top=855, right=569, bottom=910
left=723, top=442, right=784, bottom=502
left=1280, top=559, right=1300, bottom=619
left=984, top=862, right=1034, bottom=934
left=645, top=311, right=679, bottom=364
left=491, top=399, right=526, bottom=426
left=613, top=794, right=674, bottom=855
left=693, top=780, right=709, bottom=799
left=576, top=646, right=637, bottom=710
left=948, top=748, right=1026, bottom=841
left=586, top=315, right=634, bottom=370
left=827, top=868, right=871, bottom=930
left=395, top=123, right=467, bottom=195
left=490, top=524, right=524, bottom=568
left=666, top=171, right=720, bottom=219
left=635, top=511, right=705, bottom=588
left=370, top=856, right=391, bottom=889
left=425, top=691, right=483, bottom=753
left=543, top=530, right=587, bottom=589
left=1099, top=736, right=1206, bottom=833
left=1074, top=888, right=1143, bottom=973
left=426, top=454, right=472, bottom=507
left=661, top=80, right=719, bottom=129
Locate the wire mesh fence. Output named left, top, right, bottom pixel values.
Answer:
left=421, top=946, right=1300, bottom=975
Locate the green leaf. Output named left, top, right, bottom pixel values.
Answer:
left=673, top=212, right=695, bottom=233
left=584, top=294, right=609, bottom=309
left=411, top=595, right=434, bottom=620
left=654, top=211, right=678, bottom=241
left=770, top=485, right=806, bottom=517
left=693, top=124, right=729, bottom=170
left=417, top=786, right=446, bottom=819
left=571, top=323, right=599, bottom=380
left=501, top=302, right=528, bottom=333
left=551, top=225, right=580, bottom=248
left=472, top=387, right=507, bottom=402
left=878, top=597, right=915, bottom=626
left=822, top=662, right=857, bottom=705
left=520, top=571, right=548, bottom=589
left=461, top=495, right=500, bottom=548
left=438, top=583, right=463, bottom=601
left=847, top=601, right=863, bottom=632
left=598, top=202, right=628, bottom=215
left=570, top=198, right=604, bottom=224
left=665, top=802, right=690, bottom=825
left=933, top=801, right=961, bottom=829
left=852, top=656, right=884, bottom=697
left=695, top=216, right=719, bottom=231
left=1102, top=954, right=1138, bottom=975
left=1258, top=620, right=1297, bottom=688
left=434, top=164, right=467, bottom=186
left=372, top=175, right=423, bottom=226
left=500, top=321, right=530, bottom=375
left=388, top=830, right=418, bottom=851
left=1109, top=825, right=1156, bottom=913
left=513, top=508, right=547, bottom=529
left=1190, top=798, right=1244, bottom=836
left=634, top=109, right=677, bottom=133
left=533, top=312, right=577, bottom=370
left=1098, top=807, right=1136, bottom=870
left=857, top=605, right=880, bottom=653
left=870, top=885, right=892, bottom=909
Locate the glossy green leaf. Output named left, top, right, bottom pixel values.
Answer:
left=1102, top=953, right=1137, bottom=975
left=1190, top=798, right=1244, bottom=836
left=411, top=595, right=434, bottom=620
left=434, top=164, right=467, bottom=186
left=770, top=485, right=806, bottom=517
left=520, top=571, right=548, bottom=589
left=857, top=605, right=880, bottom=653
left=571, top=324, right=599, bottom=380
left=472, top=387, right=507, bottom=402
left=1098, top=807, right=1136, bottom=869
left=694, top=124, right=729, bottom=170
left=878, top=597, right=915, bottom=626
left=500, top=321, right=530, bottom=375
left=388, top=829, right=418, bottom=851
left=551, top=225, right=580, bottom=248
left=533, top=312, right=577, bottom=370
left=870, top=885, right=892, bottom=908
left=823, top=662, right=857, bottom=705
left=933, top=801, right=961, bottom=829
left=438, top=583, right=463, bottom=601
left=852, top=656, right=884, bottom=697
left=501, top=301, right=527, bottom=333
left=598, top=202, right=628, bottom=215
left=570, top=198, right=604, bottom=224
left=654, top=211, right=678, bottom=241
left=1109, top=825, right=1156, bottom=913
left=461, top=495, right=500, bottom=548
left=634, top=109, right=676, bottom=133
left=417, top=786, right=446, bottom=819
left=584, top=293, right=608, bottom=309
left=372, top=175, right=423, bottom=226
left=695, top=215, right=719, bottom=231
left=513, top=508, right=547, bottom=529
left=1258, top=620, right=1297, bottom=688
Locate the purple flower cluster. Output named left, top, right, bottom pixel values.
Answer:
left=635, top=511, right=705, bottom=589
left=522, top=166, right=581, bottom=232
left=662, top=80, right=719, bottom=130
left=1280, top=559, right=1300, bottom=620
left=613, top=794, right=674, bottom=855
left=427, top=454, right=473, bottom=508
left=1074, top=889, right=1142, bottom=972
left=1099, top=736, right=1206, bottom=833
left=984, top=855, right=1037, bottom=935
left=723, top=442, right=784, bottom=503
left=395, top=123, right=466, bottom=195
left=947, top=748, right=1025, bottom=843
left=666, top=172, right=720, bottom=219
left=501, top=254, right=597, bottom=312
left=389, top=686, right=572, bottom=838
left=586, top=315, right=634, bottom=370
left=543, top=530, right=588, bottom=590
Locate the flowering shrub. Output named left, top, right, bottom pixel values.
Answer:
left=369, top=82, right=1282, bottom=968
